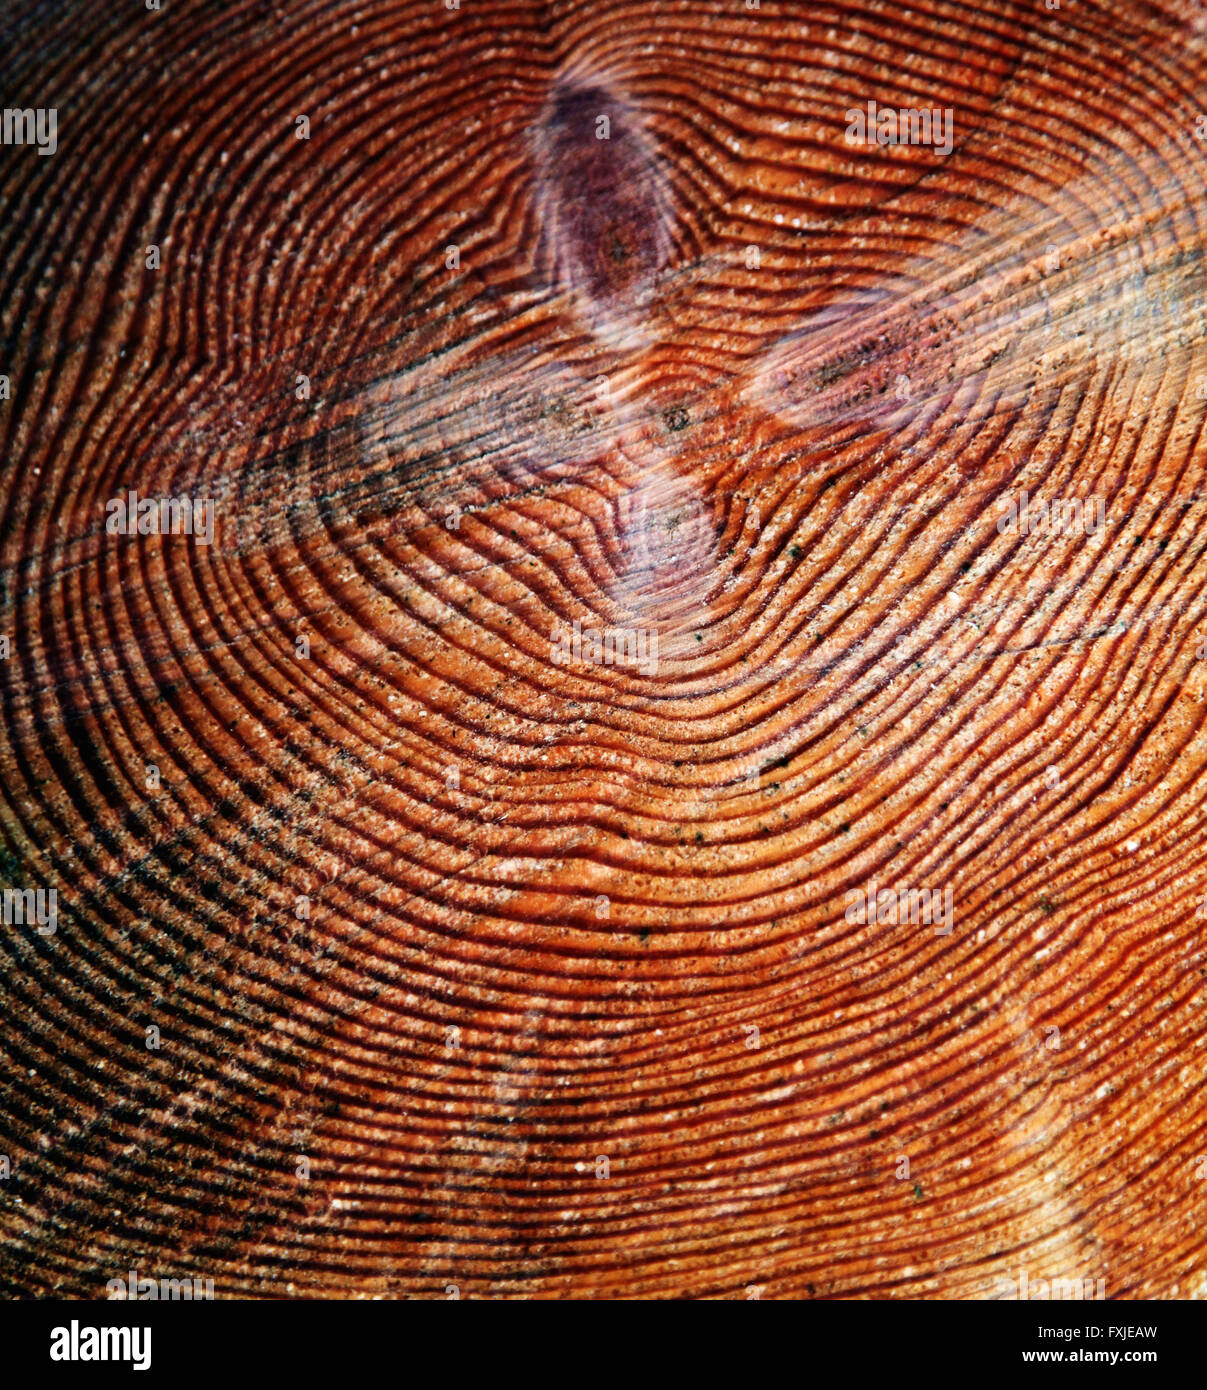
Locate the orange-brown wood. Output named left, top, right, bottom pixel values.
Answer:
left=1, top=0, right=1206, bottom=1298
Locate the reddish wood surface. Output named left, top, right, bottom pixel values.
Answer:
left=2, top=0, right=1207, bottom=1298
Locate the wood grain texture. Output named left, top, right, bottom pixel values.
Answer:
left=2, top=0, right=1207, bottom=1299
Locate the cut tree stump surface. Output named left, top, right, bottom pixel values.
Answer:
left=1, top=0, right=1206, bottom=1298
